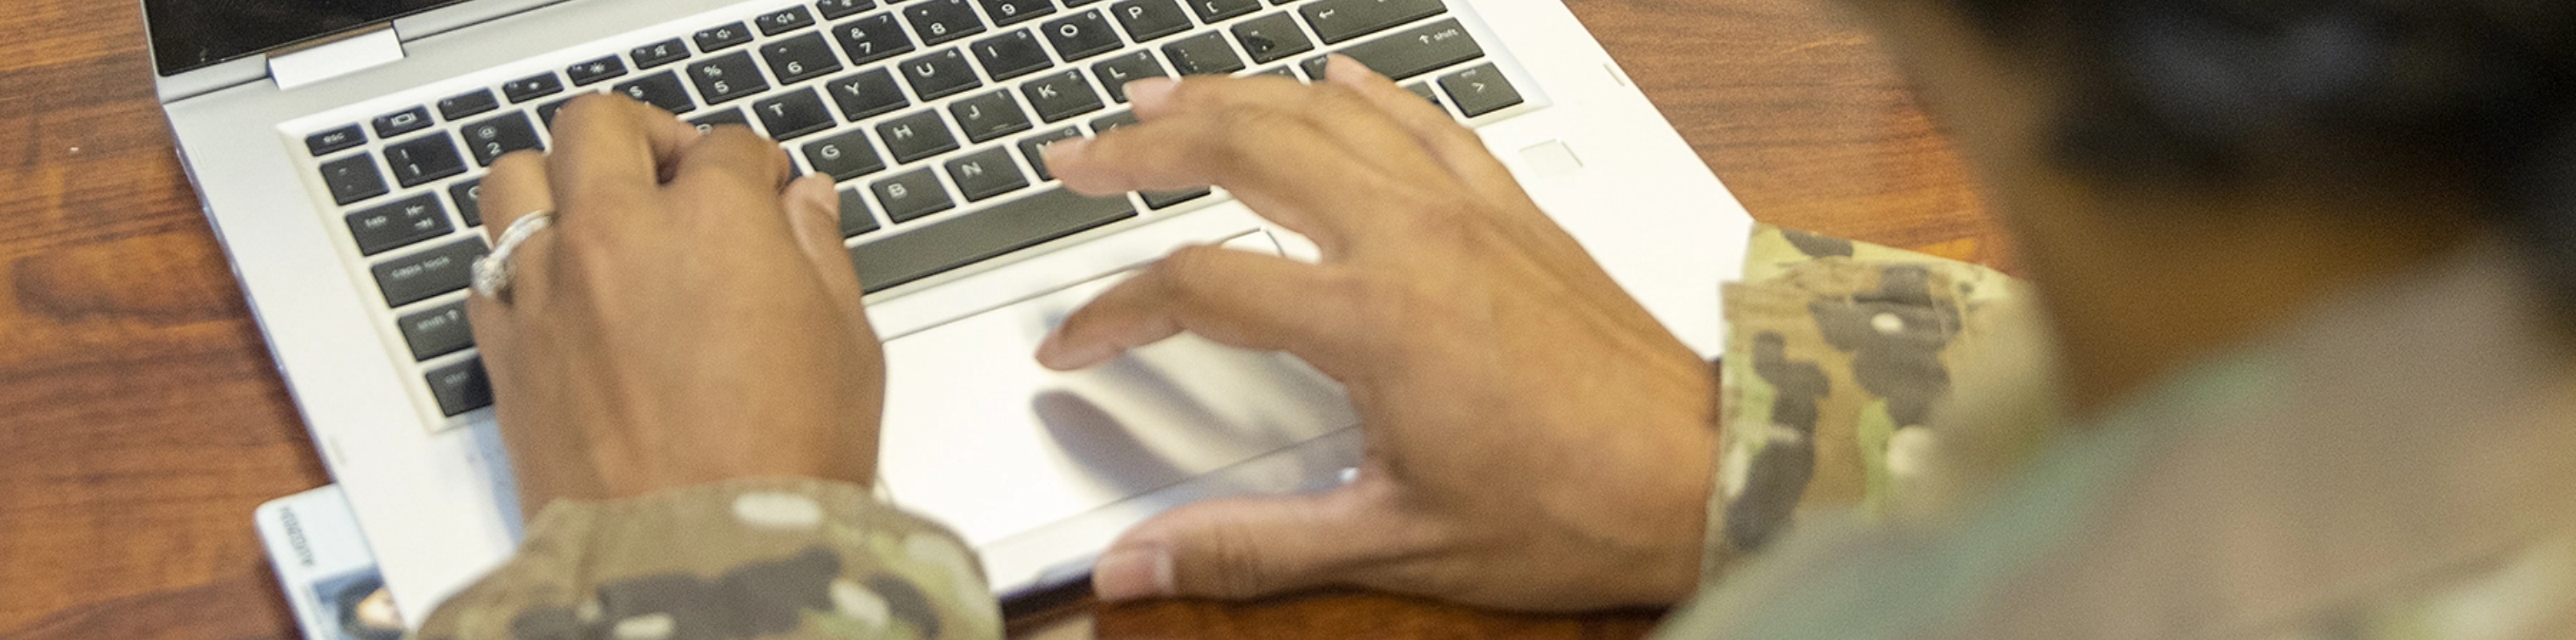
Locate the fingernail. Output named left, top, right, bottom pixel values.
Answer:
left=1039, top=137, right=1089, bottom=166
left=1124, top=77, right=1178, bottom=109
left=1091, top=545, right=1174, bottom=602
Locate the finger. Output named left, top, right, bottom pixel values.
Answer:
left=1033, top=246, right=1371, bottom=377
left=1093, top=486, right=1406, bottom=602
left=779, top=175, right=867, bottom=319
left=1321, top=56, right=1522, bottom=197
left=1042, top=110, right=1409, bottom=252
left=666, top=125, right=797, bottom=218
left=1122, top=73, right=1451, bottom=187
left=544, top=94, right=702, bottom=221
left=472, top=150, right=560, bottom=314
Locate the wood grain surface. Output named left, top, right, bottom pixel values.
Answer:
left=0, top=0, right=1999, bottom=638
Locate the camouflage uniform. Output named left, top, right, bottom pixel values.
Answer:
left=420, top=227, right=2574, bottom=640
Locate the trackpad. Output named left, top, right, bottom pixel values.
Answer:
left=873, top=241, right=1358, bottom=550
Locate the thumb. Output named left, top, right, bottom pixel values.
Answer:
left=779, top=174, right=867, bottom=318
left=1093, top=485, right=1398, bottom=602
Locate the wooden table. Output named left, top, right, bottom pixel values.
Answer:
left=0, top=0, right=2002, bottom=637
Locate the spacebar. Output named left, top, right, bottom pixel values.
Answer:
left=850, top=188, right=1139, bottom=293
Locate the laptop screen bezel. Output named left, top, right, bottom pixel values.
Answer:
left=144, top=0, right=481, bottom=77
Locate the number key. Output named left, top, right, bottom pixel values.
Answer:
left=383, top=134, right=468, bottom=188
left=977, top=0, right=1057, bottom=26
left=903, top=0, right=986, bottom=46
left=460, top=111, right=544, bottom=166
left=831, top=13, right=915, bottom=66
left=761, top=32, right=845, bottom=84
left=687, top=51, right=771, bottom=105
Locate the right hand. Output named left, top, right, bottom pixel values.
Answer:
left=1038, top=57, right=1722, bottom=610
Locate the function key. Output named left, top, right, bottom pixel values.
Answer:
left=538, top=96, right=582, bottom=128
left=694, top=22, right=755, bottom=52
left=438, top=90, right=500, bottom=120
left=631, top=38, right=692, bottom=69
left=831, top=13, right=916, bottom=66
left=977, top=0, right=1057, bottom=26
left=373, top=106, right=434, bottom=138
left=566, top=55, right=630, bottom=86
left=816, top=0, right=874, bottom=20
left=306, top=125, right=366, bottom=156
left=461, top=111, right=545, bottom=166
left=1110, top=0, right=1193, bottom=42
left=319, top=155, right=390, bottom=205
left=425, top=358, right=493, bottom=417
left=687, top=51, right=772, bottom=105
left=754, top=5, right=819, bottom=35
left=898, top=48, right=982, bottom=101
left=502, top=73, right=566, bottom=103
left=346, top=193, right=454, bottom=256
left=761, top=32, right=846, bottom=85
left=903, top=0, right=988, bottom=46
left=1041, top=10, right=1123, bottom=62
left=1437, top=62, right=1521, bottom=117
left=1186, top=0, right=1259, bottom=23
left=383, top=134, right=469, bottom=188
left=614, top=72, right=699, bottom=114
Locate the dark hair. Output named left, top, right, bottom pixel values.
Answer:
left=1944, top=0, right=2576, bottom=302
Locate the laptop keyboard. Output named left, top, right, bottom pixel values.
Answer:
left=299, top=0, right=1530, bottom=423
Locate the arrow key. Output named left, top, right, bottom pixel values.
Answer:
left=1436, top=62, right=1522, bottom=118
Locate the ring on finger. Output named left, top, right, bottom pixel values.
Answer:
left=471, top=210, right=556, bottom=303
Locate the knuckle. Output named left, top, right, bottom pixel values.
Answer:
left=1202, top=526, right=1275, bottom=598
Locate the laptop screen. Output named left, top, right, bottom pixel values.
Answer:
left=147, top=0, right=475, bottom=77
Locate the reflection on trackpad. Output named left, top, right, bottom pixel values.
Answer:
left=874, top=260, right=1357, bottom=549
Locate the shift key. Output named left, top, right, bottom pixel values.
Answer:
left=372, top=238, right=489, bottom=307
left=1309, top=18, right=1482, bottom=82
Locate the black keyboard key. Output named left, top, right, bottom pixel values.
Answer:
left=754, top=5, right=819, bottom=35
left=817, top=0, right=873, bottom=20
left=898, top=48, right=982, bottom=100
left=694, top=22, right=755, bottom=52
left=872, top=168, right=955, bottom=222
left=823, top=69, right=910, bottom=121
left=804, top=130, right=888, bottom=182
left=945, top=146, right=1030, bottom=201
left=614, top=72, right=698, bottom=115
left=383, top=134, right=469, bottom=188
left=372, top=238, right=488, bottom=307
left=971, top=30, right=1054, bottom=81
left=566, top=55, right=629, bottom=86
left=632, top=38, right=692, bottom=69
left=1230, top=12, right=1312, bottom=63
left=306, top=125, right=366, bottom=156
left=753, top=88, right=838, bottom=140
left=847, top=187, right=1135, bottom=292
left=438, top=90, right=501, bottom=121
left=537, top=96, right=579, bottom=128
left=319, top=155, right=389, bottom=205
left=1111, top=0, right=1193, bottom=42
left=978, top=0, right=1056, bottom=26
left=1090, top=50, right=1169, bottom=102
left=903, top=0, right=986, bottom=46
left=1162, top=31, right=1242, bottom=75
left=1018, top=126, right=1082, bottom=180
left=502, top=73, right=564, bottom=103
left=425, top=358, right=493, bottom=417
left=1042, top=10, right=1124, bottom=62
left=373, top=106, right=434, bottom=138
left=688, top=108, right=752, bottom=134
left=1022, top=69, right=1106, bottom=122
left=831, top=13, right=915, bottom=66
left=450, top=178, right=485, bottom=227
left=875, top=109, right=962, bottom=164
left=1298, top=0, right=1442, bottom=44
left=1088, top=109, right=1138, bottom=133
left=762, top=32, right=846, bottom=84
left=950, top=89, right=1034, bottom=142
left=1186, top=0, right=1260, bottom=23
left=1309, top=18, right=1478, bottom=81
left=1438, top=62, right=1520, bottom=117
left=837, top=188, right=883, bottom=237
left=1143, top=187, right=1211, bottom=209
left=688, top=51, right=771, bottom=105
left=461, top=111, right=544, bottom=166
left=346, top=194, right=454, bottom=256
left=398, top=301, right=474, bottom=361
left=1404, top=81, right=1438, bottom=105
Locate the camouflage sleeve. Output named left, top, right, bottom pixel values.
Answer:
left=1703, top=225, right=2055, bottom=578
left=414, top=478, right=1002, bottom=640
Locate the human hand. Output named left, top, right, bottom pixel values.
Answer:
left=1039, top=58, right=1719, bottom=610
left=469, top=95, right=884, bottom=518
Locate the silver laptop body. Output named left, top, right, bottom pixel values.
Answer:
left=149, top=0, right=1753, bottom=622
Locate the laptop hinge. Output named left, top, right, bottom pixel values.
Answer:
left=269, top=26, right=407, bottom=91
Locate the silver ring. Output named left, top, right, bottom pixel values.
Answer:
left=472, top=210, right=556, bottom=302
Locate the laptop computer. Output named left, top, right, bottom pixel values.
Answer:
left=147, top=0, right=1754, bottom=622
